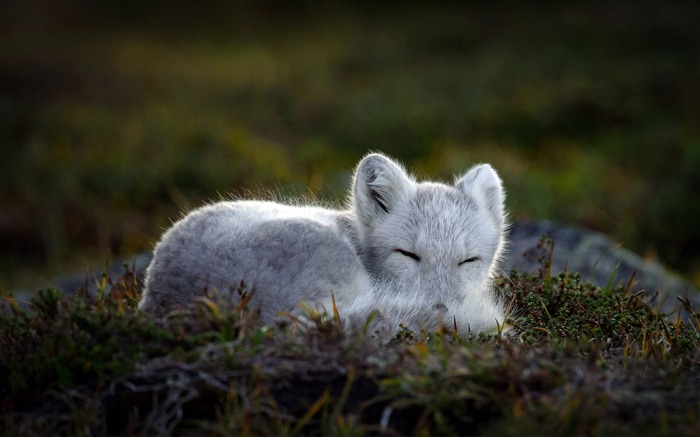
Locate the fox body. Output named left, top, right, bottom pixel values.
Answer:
left=140, top=153, right=508, bottom=335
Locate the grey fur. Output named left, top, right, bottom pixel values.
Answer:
left=140, top=153, right=508, bottom=335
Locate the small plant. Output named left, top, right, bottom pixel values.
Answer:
left=2, top=250, right=699, bottom=436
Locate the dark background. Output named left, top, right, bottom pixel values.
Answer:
left=1, top=0, right=699, bottom=291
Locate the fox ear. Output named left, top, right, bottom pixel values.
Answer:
left=455, top=164, right=505, bottom=229
left=352, top=153, right=415, bottom=229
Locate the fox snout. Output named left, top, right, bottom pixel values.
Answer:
left=434, top=303, right=448, bottom=312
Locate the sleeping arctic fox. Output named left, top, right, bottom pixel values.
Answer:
left=139, top=153, right=508, bottom=335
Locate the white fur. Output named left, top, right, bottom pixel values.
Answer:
left=140, top=153, right=508, bottom=336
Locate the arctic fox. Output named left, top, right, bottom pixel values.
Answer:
left=139, top=153, right=508, bottom=335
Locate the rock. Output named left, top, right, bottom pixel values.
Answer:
left=505, top=221, right=699, bottom=320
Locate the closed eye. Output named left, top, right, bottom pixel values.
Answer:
left=459, top=256, right=480, bottom=266
left=395, top=249, right=421, bottom=262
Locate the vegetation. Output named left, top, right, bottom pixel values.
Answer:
left=2, top=2, right=699, bottom=433
left=1, top=1, right=699, bottom=291
left=2, top=241, right=699, bottom=436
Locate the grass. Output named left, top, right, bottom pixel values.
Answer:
left=2, top=240, right=698, bottom=436
left=1, top=1, right=700, bottom=290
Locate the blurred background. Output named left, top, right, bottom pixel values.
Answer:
left=1, top=0, right=699, bottom=292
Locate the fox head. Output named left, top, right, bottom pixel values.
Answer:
left=350, top=153, right=508, bottom=335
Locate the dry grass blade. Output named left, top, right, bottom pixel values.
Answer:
left=194, top=296, right=223, bottom=319
left=623, top=270, right=638, bottom=297
left=4, top=294, right=25, bottom=316
left=331, top=291, right=342, bottom=329
left=292, top=389, right=331, bottom=434
left=676, top=295, right=700, bottom=331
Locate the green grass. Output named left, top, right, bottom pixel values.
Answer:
left=2, top=241, right=699, bottom=436
left=1, top=1, right=699, bottom=291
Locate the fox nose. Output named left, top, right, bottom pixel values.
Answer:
left=435, top=303, right=448, bottom=312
